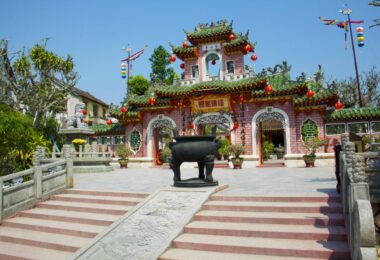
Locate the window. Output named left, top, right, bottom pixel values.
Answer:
left=114, top=135, right=125, bottom=145
left=371, top=121, right=380, bottom=133
left=93, top=104, right=98, bottom=117
left=191, top=65, right=199, bottom=78
left=129, top=130, right=141, bottom=153
left=100, top=136, right=112, bottom=144
left=325, top=123, right=346, bottom=136
left=301, top=119, right=318, bottom=142
left=226, top=61, right=235, bottom=74
left=348, top=122, right=368, bottom=134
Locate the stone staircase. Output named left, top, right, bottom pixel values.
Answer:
left=0, top=189, right=148, bottom=260
left=160, top=195, right=350, bottom=259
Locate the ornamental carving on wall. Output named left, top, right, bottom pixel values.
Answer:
left=151, top=119, right=174, bottom=130
left=256, top=112, right=286, bottom=128
left=197, top=114, right=230, bottom=126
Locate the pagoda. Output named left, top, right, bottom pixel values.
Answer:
left=96, top=20, right=380, bottom=167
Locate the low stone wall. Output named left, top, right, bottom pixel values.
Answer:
left=339, top=133, right=379, bottom=259
left=0, top=153, right=73, bottom=221
left=284, top=153, right=335, bottom=167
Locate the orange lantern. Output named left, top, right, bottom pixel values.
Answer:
left=169, top=55, right=176, bottom=63
left=121, top=107, right=127, bottom=113
left=265, top=85, right=273, bottom=93
left=335, top=101, right=343, bottom=110
left=149, top=96, right=156, bottom=105
left=306, top=90, right=315, bottom=98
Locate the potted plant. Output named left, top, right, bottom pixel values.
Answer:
left=262, top=140, right=274, bottom=161
left=302, top=137, right=327, bottom=167
left=274, top=145, right=285, bottom=159
left=116, top=146, right=133, bottom=168
left=228, top=144, right=245, bottom=169
left=160, top=146, right=172, bottom=164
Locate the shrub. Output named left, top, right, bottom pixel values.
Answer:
left=116, top=146, right=133, bottom=160
left=228, top=144, right=245, bottom=158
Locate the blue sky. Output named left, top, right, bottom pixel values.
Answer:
left=1, top=0, right=379, bottom=105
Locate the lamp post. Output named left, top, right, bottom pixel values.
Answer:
left=340, top=8, right=363, bottom=107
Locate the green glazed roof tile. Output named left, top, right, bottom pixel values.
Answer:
left=325, top=107, right=380, bottom=121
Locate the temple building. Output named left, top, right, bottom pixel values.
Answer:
left=94, top=20, right=380, bottom=167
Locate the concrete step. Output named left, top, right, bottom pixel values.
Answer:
left=18, top=208, right=119, bottom=226
left=0, top=241, right=69, bottom=260
left=2, top=217, right=103, bottom=238
left=195, top=210, right=345, bottom=226
left=64, top=189, right=149, bottom=198
left=211, top=195, right=341, bottom=203
left=172, top=233, right=350, bottom=259
left=37, top=200, right=129, bottom=215
left=159, top=248, right=325, bottom=260
left=50, top=193, right=141, bottom=206
left=184, top=221, right=347, bottom=241
left=0, top=227, right=87, bottom=252
left=203, top=200, right=343, bottom=213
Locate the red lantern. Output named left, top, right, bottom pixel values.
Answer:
left=335, top=101, right=343, bottom=110
left=233, top=121, right=239, bottom=130
left=265, top=85, right=273, bottom=93
left=149, top=96, right=156, bottom=105
left=169, top=55, right=176, bottom=63
left=306, top=90, right=315, bottom=98
left=238, top=94, right=244, bottom=104
left=228, top=33, right=236, bottom=41
left=81, top=109, right=87, bottom=115
left=121, top=106, right=127, bottom=113
left=244, top=44, right=252, bottom=52
left=211, top=59, right=216, bottom=65
left=183, top=41, right=188, bottom=48
left=189, top=122, right=195, bottom=129
left=180, top=63, right=185, bottom=69
left=251, top=54, right=258, bottom=61
left=106, top=119, right=113, bottom=125
left=337, top=22, right=345, bottom=28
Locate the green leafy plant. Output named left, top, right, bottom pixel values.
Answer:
left=262, top=140, right=274, bottom=160
left=116, top=146, right=133, bottom=160
left=302, top=137, right=327, bottom=156
left=160, top=146, right=172, bottom=163
left=129, top=75, right=149, bottom=96
left=218, top=138, right=231, bottom=159
left=228, top=144, right=245, bottom=158
left=274, top=145, right=285, bottom=159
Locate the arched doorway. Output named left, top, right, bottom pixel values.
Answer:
left=252, top=108, right=291, bottom=166
left=193, top=113, right=235, bottom=160
left=147, top=115, right=176, bottom=165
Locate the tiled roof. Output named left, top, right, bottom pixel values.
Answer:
left=325, top=107, right=380, bottom=121
left=186, top=23, right=232, bottom=45
left=70, top=86, right=109, bottom=107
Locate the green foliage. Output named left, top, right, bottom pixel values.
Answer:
left=116, top=146, right=133, bottom=160
left=129, top=75, right=149, bottom=96
left=301, top=137, right=326, bottom=156
left=301, top=120, right=318, bottom=142
left=262, top=140, right=274, bottom=160
left=160, top=147, right=172, bottom=163
left=149, top=45, right=174, bottom=85
left=228, top=144, right=245, bottom=158
left=0, top=103, right=50, bottom=176
left=0, top=39, right=78, bottom=131
left=218, top=138, right=231, bottom=156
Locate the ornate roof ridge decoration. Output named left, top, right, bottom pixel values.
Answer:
left=325, top=107, right=380, bottom=122
left=251, top=82, right=308, bottom=98
left=171, top=45, right=197, bottom=60
left=153, top=77, right=267, bottom=98
left=90, top=122, right=125, bottom=135
left=294, top=89, right=338, bottom=107
left=186, top=20, right=233, bottom=45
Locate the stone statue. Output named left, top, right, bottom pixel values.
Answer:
left=62, top=103, right=86, bottom=129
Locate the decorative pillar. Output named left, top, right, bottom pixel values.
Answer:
left=63, top=144, right=74, bottom=188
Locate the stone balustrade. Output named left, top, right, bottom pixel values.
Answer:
left=339, top=133, right=379, bottom=259
left=0, top=147, right=73, bottom=222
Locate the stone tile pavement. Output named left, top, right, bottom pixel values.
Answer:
left=74, top=165, right=339, bottom=196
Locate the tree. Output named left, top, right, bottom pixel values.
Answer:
left=149, top=45, right=174, bottom=85
left=128, top=75, right=149, bottom=96
left=0, top=39, right=78, bottom=130
left=0, top=103, right=50, bottom=176
left=331, top=66, right=380, bottom=108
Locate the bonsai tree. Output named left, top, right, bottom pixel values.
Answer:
left=228, top=144, right=245, bottom=169
left=116, top=146, right=133, bottom=168
left=301, top=137, right=327, bottom=167
left=274, top=145, right=285, bottom=159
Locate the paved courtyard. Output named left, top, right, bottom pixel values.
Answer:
left=74, top=165, right=338, bottom=196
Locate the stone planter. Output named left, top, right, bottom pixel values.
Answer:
left=303, top=154, right=316, bottom=167
left=118, top=159, right=129, bottom=169
left=231, top=157, right=244, bottom=169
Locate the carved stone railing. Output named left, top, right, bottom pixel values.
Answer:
left=339, top=133, right=379, bottom=259
left=224, top=71, right=255, bottom=81
left=0, top=148, right=73, bottom=222
left=173, top=78, right=199, bottom=86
